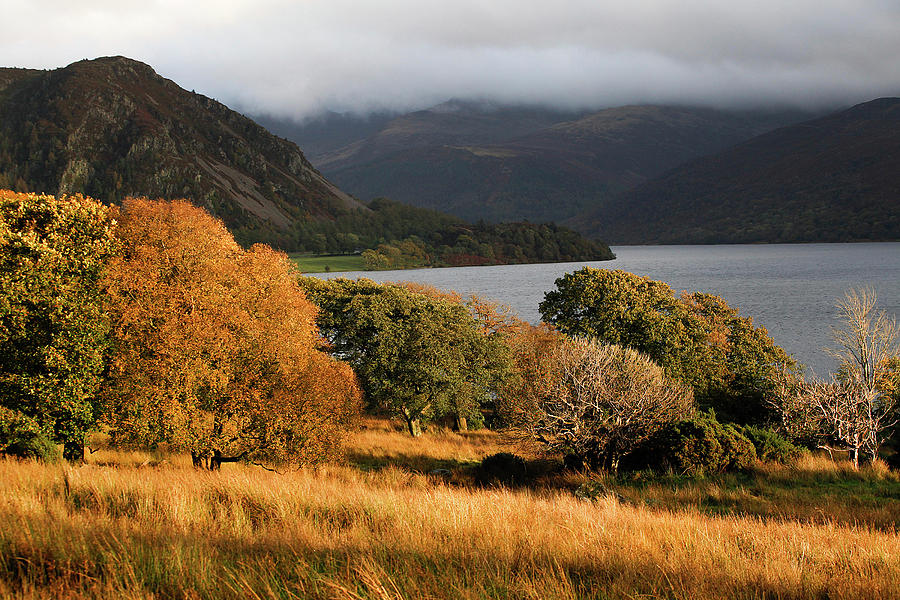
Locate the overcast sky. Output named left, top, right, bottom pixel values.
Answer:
left=3, top=0, right=900, bottom=120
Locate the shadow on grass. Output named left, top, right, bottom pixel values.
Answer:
left=344, top=451, right=480, bottom=474
left=591, top=467, right=900, bottom=531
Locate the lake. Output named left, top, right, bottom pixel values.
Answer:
left=313, top=243, right=900, bottom=377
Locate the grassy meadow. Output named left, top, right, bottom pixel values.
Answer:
left=289, top=254, right=366, bottom=274
left=2, top=418, right=899, bottom=600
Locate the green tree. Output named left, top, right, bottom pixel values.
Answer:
left=541, top=269, right=687, bottom=367
left=540, top=268, right=797, bottom=424
left=0, top=191, right=116, bottom=461
left=680, top=292, right=797, bottom=423
left=300, top=278, right=511, bottom=436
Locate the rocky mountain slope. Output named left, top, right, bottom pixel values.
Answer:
left=0, top=57, right=360, bottom=247
left=578, top=98, right=900, bottom=244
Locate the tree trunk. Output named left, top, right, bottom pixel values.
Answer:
left=608, top=454, right=620, bottom=475
left=63, top=438, right=84, bottom=463
left=401, top=407, right=423, bottom=437
left=208, top=450, right=243, bottom=470
left=406, top=417, right=422, bottom=437
left=191, top=452, right=208, bottom=469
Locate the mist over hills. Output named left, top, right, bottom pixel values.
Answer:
left=0, top=57, right=613, bottom=262
left=4, top=56, right=895, bottom=249
left=265, top=102, right=814, bottom=224
left=0, top=56, right=360, bottom=247
left=579, top=97, right=900, bottom=244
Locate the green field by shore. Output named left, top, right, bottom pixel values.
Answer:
left=289, top=253, right=366, bottom=273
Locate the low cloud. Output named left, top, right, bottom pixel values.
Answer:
left=4, top=0, right=899, bottom=119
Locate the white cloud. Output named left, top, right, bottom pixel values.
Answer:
left=3, top=0, right=899, bottom=118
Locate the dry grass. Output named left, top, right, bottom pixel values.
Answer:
left=343, top=416, right=519, bottom=475
left=1, top=420, right=899, bottom=599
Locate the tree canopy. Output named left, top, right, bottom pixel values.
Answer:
left=283, top=198, right=614, bottom=266
left=102, top=198, right=361, bottom=467
left=540, top=268, right=797, bottom=424
left=299, top=277, right=512, bottom=435
left=0, top=191, right=116, bottom=460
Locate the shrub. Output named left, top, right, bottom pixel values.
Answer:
left=718, top=425, right=758, bottom=471
left=625, top=415, right=757, bottom=475
left=738, top=425, right=806, bottom=464
left=477, top=452, right=527, bottom=486
left=506, top=337, right=694, bottom=472
left=0, top=407, right=60, bottom=462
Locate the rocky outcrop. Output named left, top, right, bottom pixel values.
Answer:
left=0, top=57, right=361, bottom=246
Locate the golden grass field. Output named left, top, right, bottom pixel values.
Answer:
left=1, top=418, right=899, bottom=599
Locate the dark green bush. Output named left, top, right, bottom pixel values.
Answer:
left=738, top=425, right=806, bottom=464
left=623, top=415, right=757, bottom=475
left=478, top=452, right=527, bottom=486
left=0, top=408, right=60, bottom=462
left=718, top=424, right=758, bottom=471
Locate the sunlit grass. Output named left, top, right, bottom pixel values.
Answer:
left=343, top=416, right=516, bottom=474
left=1, top=420, right=898, bottom=599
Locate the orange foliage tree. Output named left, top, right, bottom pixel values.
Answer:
left=102, top=198, right=360, bottom=468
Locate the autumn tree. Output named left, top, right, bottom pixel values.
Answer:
left=102, top=198, right=360, bottom=467
left=299, top=277, right=511, bottom=436
left=540, top=268, right=797, bottom=424
left=505, top=336, right=694, bottom=472
left=0, top=191, right=116, bottom=461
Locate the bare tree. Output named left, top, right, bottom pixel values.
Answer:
left=774, top=288, right=899, bottom=468
left=828, top=287, right=900, bottom=389
left=512, top=337, right=694, bottom=472
left=790, top=378, right=895, bottom=469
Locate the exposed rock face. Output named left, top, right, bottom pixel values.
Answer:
left=0, top=56, right=360, bottom=244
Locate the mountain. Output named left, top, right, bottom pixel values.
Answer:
left=578, top=98, right=900, bottom=244
left=272, top=102, right=812, bottom=224
left=255, top=110, right=400, bottom=162
left=0, top=56, right=361, bottom=247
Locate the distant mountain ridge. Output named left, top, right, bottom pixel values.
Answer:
left=267, top=102, right=814, bottom=224
left=0, top=56, right=361, bottom=246
left=578, top=97, right=900, bottom=244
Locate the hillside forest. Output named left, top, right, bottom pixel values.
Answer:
left=0, top=57, right=613, bottom=268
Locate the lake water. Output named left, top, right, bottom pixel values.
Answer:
left=313, top=243, right=900, bottom=378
